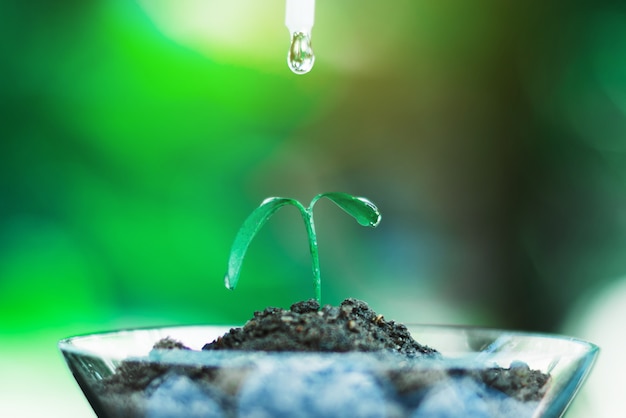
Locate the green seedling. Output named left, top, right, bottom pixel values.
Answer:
left=224, top=192, right=381, bottom=306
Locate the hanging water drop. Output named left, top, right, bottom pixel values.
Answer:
left=285, top=0, right=315, bottom=74
left=288, top=32, right=315, bottom=74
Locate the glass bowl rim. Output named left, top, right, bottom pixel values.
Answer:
left=58, top=323, right=600, bottom=355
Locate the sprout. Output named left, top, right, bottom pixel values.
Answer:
left=224, top=192, right=381, bottom=306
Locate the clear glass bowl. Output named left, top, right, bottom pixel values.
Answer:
left=59, top=325, right=598, bottom=418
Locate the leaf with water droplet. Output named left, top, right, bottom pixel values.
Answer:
left=224, top=197, right=300, bottom=290
left=313, top=193, right=382, bottom=227
left=223, top=193, right=381, bottom=306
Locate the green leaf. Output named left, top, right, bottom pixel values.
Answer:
left=224, top=197, right=300, bottom=290
left=313, top=192, right=382, bottom=227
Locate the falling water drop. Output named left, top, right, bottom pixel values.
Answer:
left=288, top=32, right=315, bottom=74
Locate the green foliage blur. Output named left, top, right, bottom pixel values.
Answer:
left=3, top=0, right=626, bottom=339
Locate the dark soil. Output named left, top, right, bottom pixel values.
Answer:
left=202, top=298, right=439, bottom=356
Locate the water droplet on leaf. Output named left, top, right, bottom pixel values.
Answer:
left=224, top=274, right=234, bottom=290
left=356, top=198, right=382, bottom=227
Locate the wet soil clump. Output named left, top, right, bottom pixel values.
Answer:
left=203, top=298, right=438, bottom=356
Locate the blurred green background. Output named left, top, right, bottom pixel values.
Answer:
left=2, top=0, right=625, bottom=416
